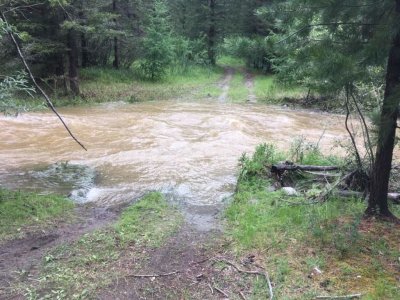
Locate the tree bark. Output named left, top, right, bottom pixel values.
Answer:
left=207, top=0, right=216, bottom=66
left=366, top=0, right=400, bottom=218
left=67, top=29, right=80, bottom=96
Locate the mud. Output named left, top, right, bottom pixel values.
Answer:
left=0, top=204, right=122, bottom=298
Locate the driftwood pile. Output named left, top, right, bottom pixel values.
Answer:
left=270, top=161, right=400, bottom=204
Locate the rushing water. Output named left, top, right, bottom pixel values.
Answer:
left=0, top=100, right=350, bottom=230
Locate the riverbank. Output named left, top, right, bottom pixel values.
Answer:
left=2, top=142, right=399, bottom=299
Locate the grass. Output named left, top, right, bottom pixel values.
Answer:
left=254, top=74, right=307, bottom=104
left=226, top=143, right=400, bottom=299
left=5, top=65, right=224, bottom=111
left=0, top=189, right=74, bottom=241
left=79, top=65, right=224, bottom=104
left=217, top=55, right=246, bottom=68
left=227, top=71, right=249, bottom=103
left=16, top=192, right=183, bottom=299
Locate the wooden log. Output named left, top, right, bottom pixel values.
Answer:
left=335, top=190, right=400, bottom=204
left=271, top=162, right=340, bottom=173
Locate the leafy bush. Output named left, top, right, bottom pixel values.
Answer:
left=238, top=143, right=283, bottom=182
left=0, top=72, right=35, bottom=114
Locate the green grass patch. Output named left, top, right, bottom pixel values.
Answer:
left=17, top=192, right=183, bottom=299
left=227, top=72, right=248, bottom=103
left=254, top=74, right=307, bottom=104
left=115, top=192, right=183, bottom=247
left=225, top=143, right=400, bottom=299
left=0, top=189, right=74, bottom=241
left=217, top=55, right=246, bottom=68
left=78, top=65, right=223, bottom=104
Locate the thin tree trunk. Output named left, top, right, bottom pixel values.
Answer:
left=55, top=53, right=67, bottom=95
left=81, top=33, right=89, bottom=68
left=113, top=37, right=119, bottom=69
left=366, top=0, right=400, bottom=218
left=207, top=0, right=216, bottom=66
left=67, top=29, right=80, bottom=96
left=112, top=0, right=119, bottom=69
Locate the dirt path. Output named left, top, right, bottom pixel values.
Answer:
left=245, top=70, right=257, bottom=103
left=96, top=224, right=264, bottom=300
left=218, top=67, right=235, bottom=102
left=97, top=226, right=221, bottom=299
left=0, top=204, right=123, bottom=298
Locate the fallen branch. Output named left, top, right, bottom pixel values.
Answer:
left=0, top=11, right=87, bottom=151
left=315, top=294, right=362, bottom=299
left=336, top=190, right=400, bottom=204
left=215, top=258, right=273, bottom=300
left=214, top=286, right=229, bottom=298
left=271, top=163, right=340, bottom=173
left=316, top=172, right=355, bottom=202
left=239, top=291, right=247, bottom=300
left=126, top=270, right=180, bottom=278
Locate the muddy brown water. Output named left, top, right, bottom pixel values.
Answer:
left=0, top=100, right=349, bottom=230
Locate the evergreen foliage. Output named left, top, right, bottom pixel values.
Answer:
left=137, top=0, right=173, bottom=80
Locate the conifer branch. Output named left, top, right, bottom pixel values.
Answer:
left=0, top=11, right=87, bottom=151
left=276, top=22, right=386, bottom=44
left=1, top=2, right=45, bottom=14
left=274, top=1, right=384, bottom=13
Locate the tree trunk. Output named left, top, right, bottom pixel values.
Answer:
left=67, top=29, right=80, bottom=96
left=207, top=0, right=216, bottom=66
left=55, top=53, right=67, bottom=95
left=112, top=0, right=119, bottom=69
left=81, top=33, right=89, bottom=68
left=366, top=0, right=400, bottom=218
left=113, top=37, right=119, bottom=69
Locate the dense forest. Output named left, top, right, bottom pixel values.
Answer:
left=1, top=1, right=400, bottom=299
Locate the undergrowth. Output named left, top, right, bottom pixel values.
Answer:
left=226, top=142, right=400, bottom=299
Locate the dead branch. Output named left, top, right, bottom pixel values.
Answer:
left=239, top=291, right=247, bottom=300
left=345, top=86, right=363, bottom=170
left=316, top=172, right=356, bottom=202
left=336, top=190, right=400, bottom=204
left=315, top=294, right=362, bottom=300
left=213, top=286, right=229, bottom=298
left=126, top=270, right=180, bottom=278
left=0, top=11, right=87, bottom=151
left=271, top=163, right=340, bottom=173
left=208, top=283, right=214, bottom=294
left=350, top=91, right=375, bottom=167
left=215, top=258, right=273, bottom=300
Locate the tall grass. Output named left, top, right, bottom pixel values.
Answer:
left=254, top=75, right=307, bottom=103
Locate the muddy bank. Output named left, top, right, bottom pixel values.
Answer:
left=0, top=203, right=121, bottom=298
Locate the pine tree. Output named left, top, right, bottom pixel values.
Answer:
left=268, top=0, right=400, bottom=219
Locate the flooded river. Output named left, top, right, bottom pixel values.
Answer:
left=0, top=101, right=349, bottom=229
